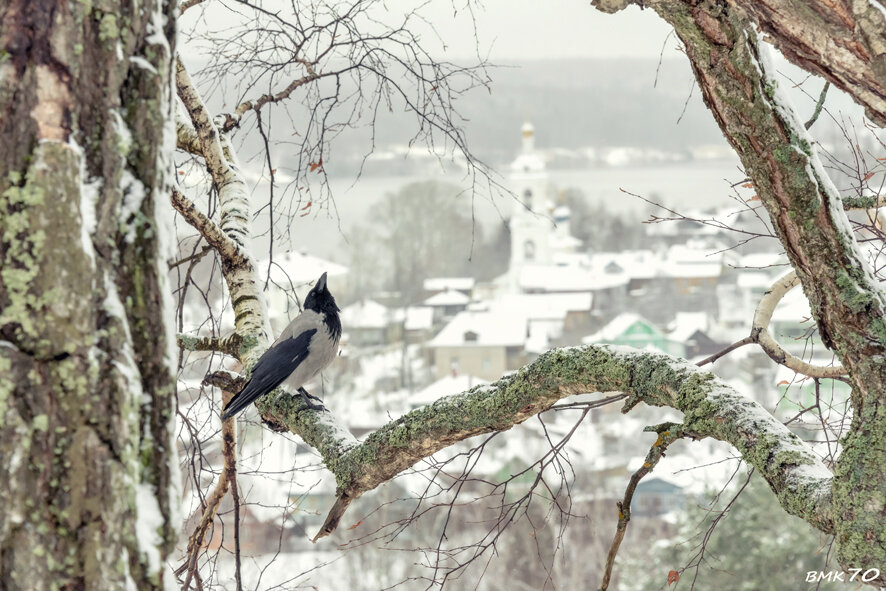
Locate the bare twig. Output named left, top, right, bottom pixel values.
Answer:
left=169, top=245, right=213, bottom=270
left=178, top=389, right=236, bottom=590
left=599, top=423, right=684, bottom=590
left=695, top=335, right=755, bottom=367
left=804, top=81, right=830, bottom=129
left=227, top=428, right=243, bottom=591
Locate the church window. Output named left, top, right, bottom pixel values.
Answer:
left=524, top=240, right=536, bottom=260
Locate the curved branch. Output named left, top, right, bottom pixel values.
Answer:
left=752, top=271, right=847, bottom=378
left=259, top=345, right=834, bottom=541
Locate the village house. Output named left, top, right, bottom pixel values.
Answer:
left=427, top=308, right=527, bottom=381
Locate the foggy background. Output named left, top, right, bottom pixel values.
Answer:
left=173, top=2, right=868, bottom=589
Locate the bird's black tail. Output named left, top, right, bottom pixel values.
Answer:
left=222, top=383, right=262, bottom=420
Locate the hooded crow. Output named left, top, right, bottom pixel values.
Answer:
left=222, top=271, right=341, bottom=420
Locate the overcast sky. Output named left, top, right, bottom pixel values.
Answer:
left=395, top=1, right=676, bottom=61
left=182, top=1, right=677, bottom=62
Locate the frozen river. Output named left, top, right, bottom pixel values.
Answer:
left=249, top=157, right=745, bottom=259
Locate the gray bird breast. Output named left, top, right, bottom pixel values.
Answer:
left=280, top=310, right=340, bottom=392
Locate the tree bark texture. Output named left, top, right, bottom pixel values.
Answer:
left=0, top=1, right=177, bottom=589
left=591, top=0, right=886, bottom=579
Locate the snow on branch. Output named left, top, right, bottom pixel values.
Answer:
left=256, top=344, right=834, bottom=541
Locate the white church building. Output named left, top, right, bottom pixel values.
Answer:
left=504, top=122, right=585, bottom=293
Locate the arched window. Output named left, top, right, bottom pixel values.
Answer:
left=524, top=240, right=536, bottom=261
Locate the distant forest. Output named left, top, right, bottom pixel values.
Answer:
left=354, top=58, right=729, bottom=164
left=206, top=58, right=732, bottom=176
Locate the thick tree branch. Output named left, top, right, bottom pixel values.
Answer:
left=176, top=114, right=203, bottom=157
left=593, top=0, right=886, bottom=124
left=608, top=0, right=885, bottom=578
left=181, top=0, right=205, bottom=12
left=176, top=333, right=248, bottom=357
left=731, top=0, right=886, bottom=125
left=257, top=345, right=834, bottom=541
left=175, top=57, right=251, bottom=251
left=841, top=195, right=886, bottom=210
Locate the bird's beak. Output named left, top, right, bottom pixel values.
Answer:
left=316, top=272, right=328, bottom=290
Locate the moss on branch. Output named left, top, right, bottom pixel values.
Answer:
left=257, top=344, right=834, bottom=540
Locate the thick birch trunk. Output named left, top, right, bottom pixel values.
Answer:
left=0, top=0, right=178, bottom=588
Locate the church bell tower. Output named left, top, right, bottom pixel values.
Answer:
left=508, top=122, right=554, bottom=287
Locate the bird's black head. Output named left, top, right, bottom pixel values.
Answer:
left=304, top=272, right=341, bottom=315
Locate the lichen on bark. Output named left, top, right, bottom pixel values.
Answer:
left=624, top=0, right=886, bottom=580
left=0, top=0, right=178, bottom=588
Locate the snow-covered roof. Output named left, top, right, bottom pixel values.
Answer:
left=510, top=152, right=546, bottom=174
left=519, top=264, right=627, bottom=292
left=404, top=306, right=434, bottom=331
left=583, top=312, right=660, bottom=344
left=588, top=250, right=658, bottom=280
left=491, top=292, right=592, bottom=321
left=668, top=312, right=710, bottom=342
left=423, top=277, right=475, bottom=292
left=525, top=321, right=553, bottom=354
left=340, top=299, right=393, bottom=329
left=410, top=374, right=489, bottom=407
left=428, top=310, right=527, bottom=348
left=423, top=289, right=471, bottom=307
left=660, top=244, right=724, bottom=278
left=552, top=252, right=591, bottom=267
left=257, top=250, right=348, bottom=286
left=661, top=261, right=723, bottom=278
left=737, top=271, right=779, bottom=290
left=550, top=233, right=583, bottom=252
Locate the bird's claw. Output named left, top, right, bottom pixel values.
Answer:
left=297, top=387, right=326, bottom=411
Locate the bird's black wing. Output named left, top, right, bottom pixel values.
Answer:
left=222, top=328, right=317, bottom=419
